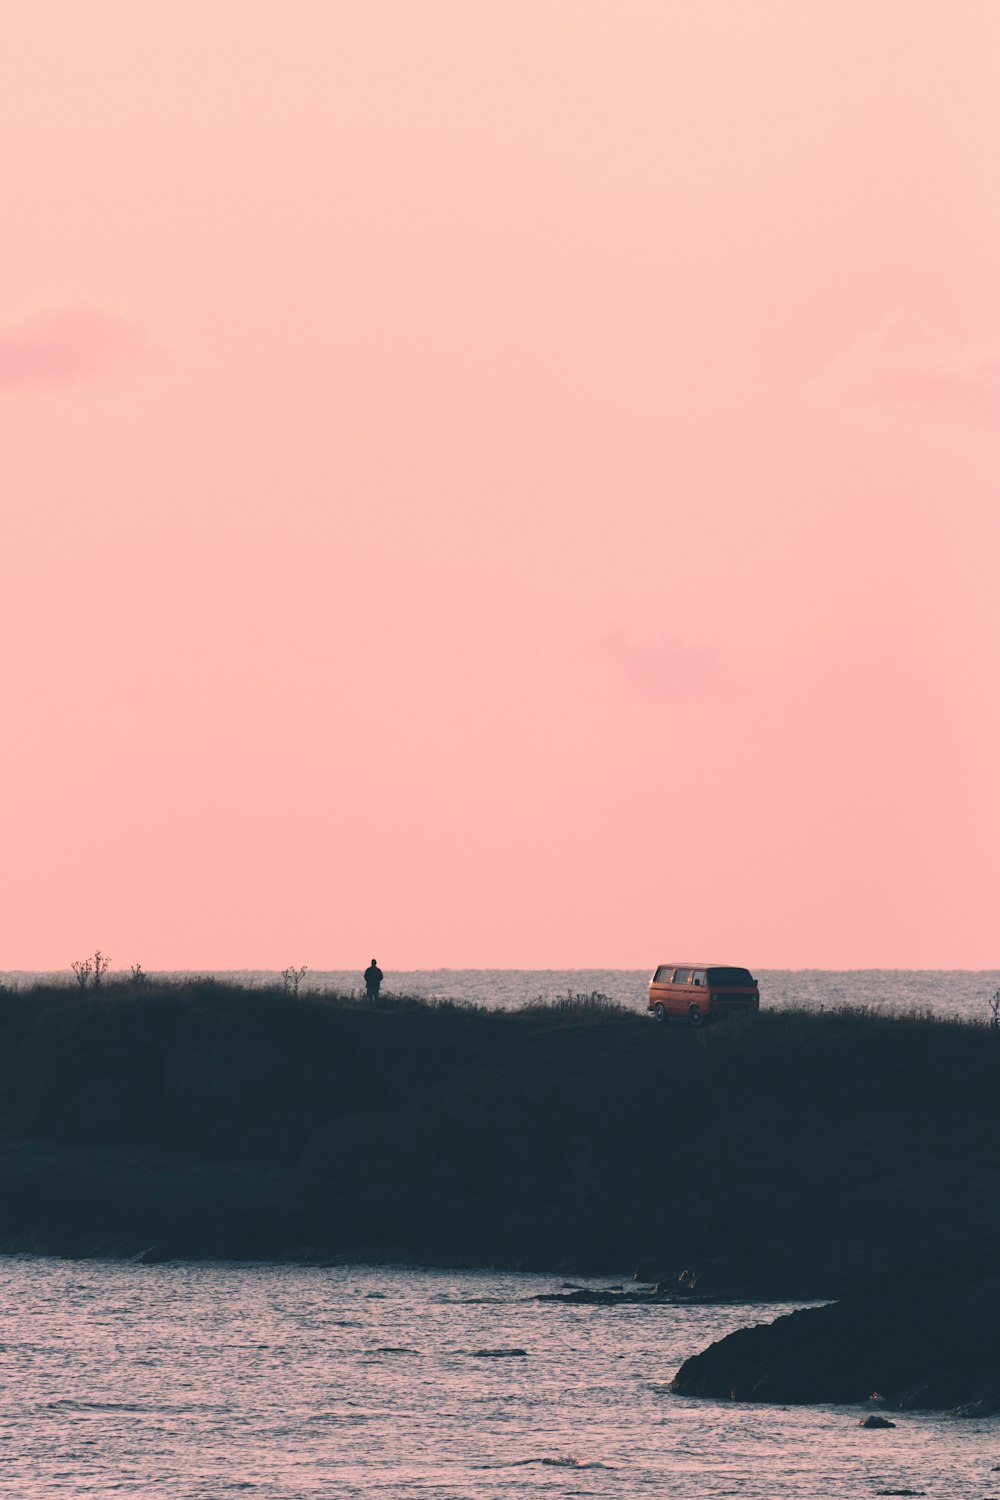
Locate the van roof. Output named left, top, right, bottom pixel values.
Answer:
left=654, top=963, right=754, bottom=971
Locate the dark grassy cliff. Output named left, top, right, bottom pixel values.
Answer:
left=0, top=982, right=997, bottom=1296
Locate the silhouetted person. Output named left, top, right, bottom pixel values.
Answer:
left=364, top=959, right=383, bottom=1001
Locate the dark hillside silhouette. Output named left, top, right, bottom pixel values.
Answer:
left=0, top=980, right=996, bottom=1295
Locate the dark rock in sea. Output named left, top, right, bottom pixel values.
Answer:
left=471, top=1347, right=527, bottom=1358
left=534, top=1287, right=682, bottom=1306
left=859, top=1415, right=896, bottom=1429
left=671, top=1268, right=1000, bottom=1413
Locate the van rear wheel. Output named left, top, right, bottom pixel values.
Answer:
left=653, top=1003, right=666, bottom=1023
left=688, top=1005, right=705, bottom=1027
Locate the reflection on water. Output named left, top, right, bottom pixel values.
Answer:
left=0, top=1259, right=995, bottom=1499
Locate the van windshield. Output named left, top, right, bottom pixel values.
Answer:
left=708, top=967, right=755, bottom=987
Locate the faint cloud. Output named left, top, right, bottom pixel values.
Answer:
left=832, top=314, right=1000, bottom=433
left=0, top=306, right=142, bottom=387
left=874, top=347, right=1000, bottom=430
left=597, top=631, right=719, bottom=696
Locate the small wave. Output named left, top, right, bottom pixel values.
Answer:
left=372, top=1346, right=419, bottom=1355
left=44, top=1400, right=146, bottom=1413
left=477, top=1456, right=614, bottom=1471
left=432, top=1296, right=510, bottom=1305
left=539, top=1456, right=611, bottom=1469
left=45, top=1399, right=230, bottom=1416
left=470, top=1347, right=527, bottom=1358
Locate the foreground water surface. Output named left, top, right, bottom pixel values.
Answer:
left=2, top=1259, right=996, bottom=1499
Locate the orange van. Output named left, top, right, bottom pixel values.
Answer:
left=647, top=964, right=759, bottom=1026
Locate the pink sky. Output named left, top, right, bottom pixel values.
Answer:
left=2, top=1, right=998, bottom=970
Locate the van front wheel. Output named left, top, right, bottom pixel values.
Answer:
left=688, top=1005, right=705, bottom=1027
left=653, top=1003, right=666, bottom=1023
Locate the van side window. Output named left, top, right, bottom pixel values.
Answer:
left=653, top=966, right=671, bottom=983
left=674, top=969, right=693, bottom=984
left=693, top=970, right=707, bottom=986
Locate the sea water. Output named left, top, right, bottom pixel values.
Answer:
left=0, top=1258, right=996, bottom=1499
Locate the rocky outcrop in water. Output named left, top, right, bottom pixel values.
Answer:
left=671, top=1269, right=1000, bottom=1413
left=535, top=1286, right=683, bottom=1305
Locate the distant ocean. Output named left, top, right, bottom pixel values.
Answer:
left=3, top=969, right=998, bottom=1023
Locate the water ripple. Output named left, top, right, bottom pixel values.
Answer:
left=0, top=1259, right=994, bottom=1499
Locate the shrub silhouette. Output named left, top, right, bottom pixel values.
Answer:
left=71, top=951, right=111, bottom=991
left=281, top=965, right=308, bottom=997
